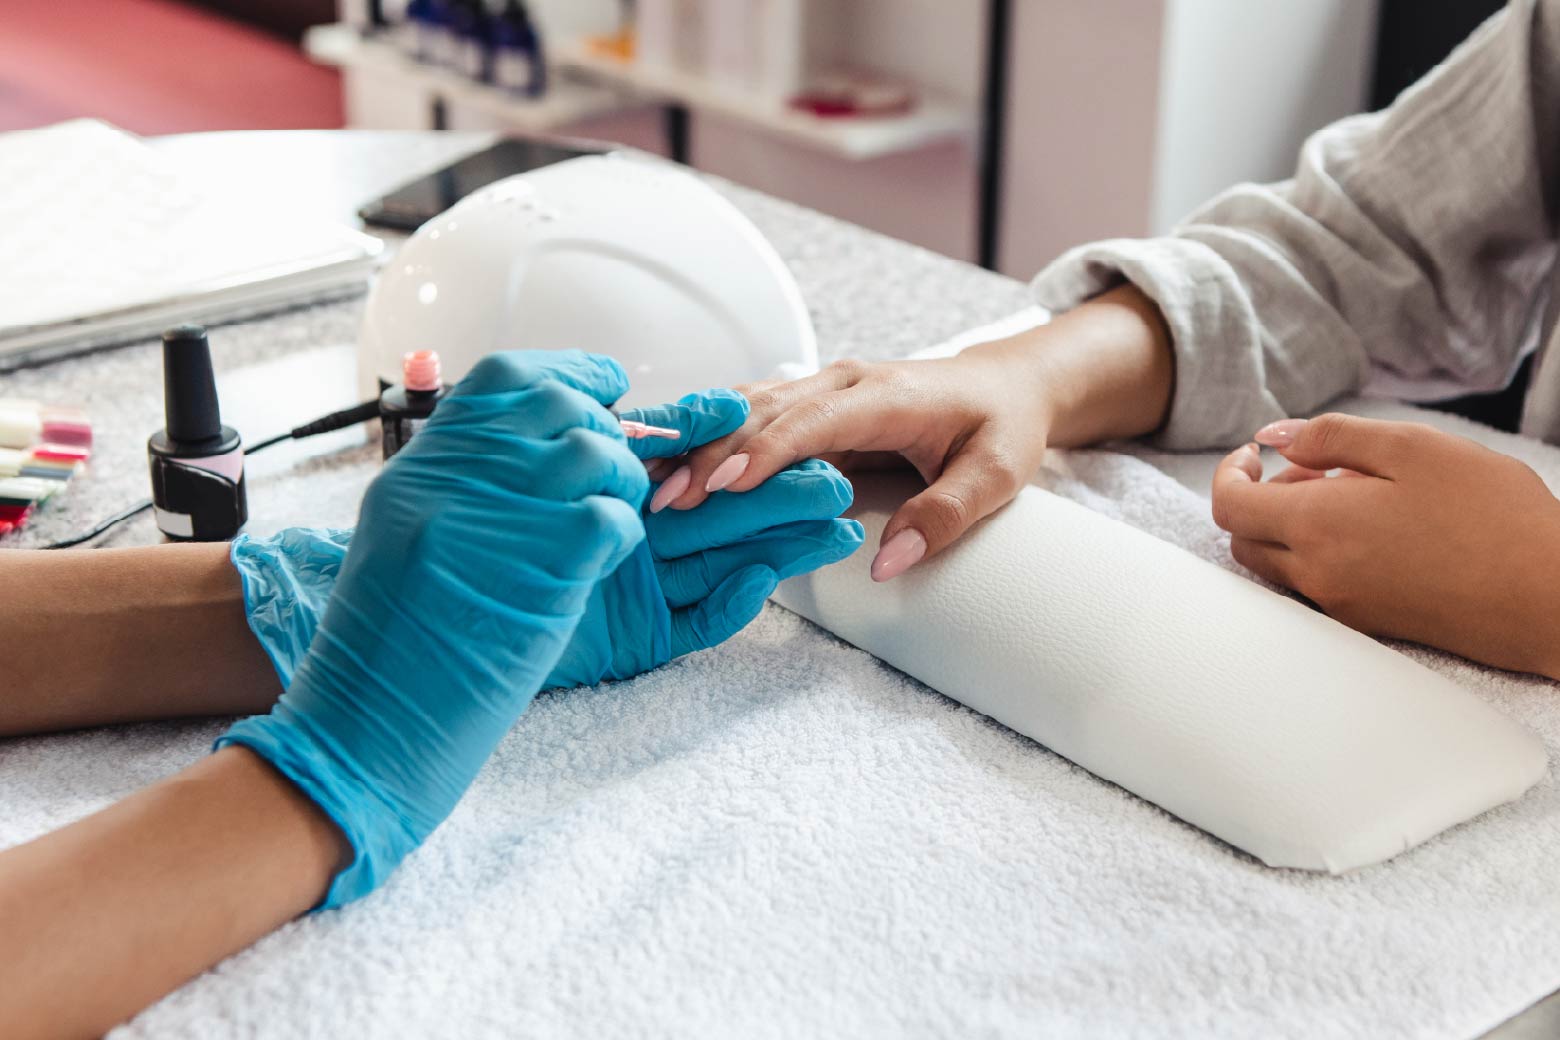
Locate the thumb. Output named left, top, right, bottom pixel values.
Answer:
left=872, top=438, right=1027, bottom=582
left=1254, top=413, right=1408, bottom=478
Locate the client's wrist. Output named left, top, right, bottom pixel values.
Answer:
left=958, top=323, right=1064, bottom=429
left=1017, top=283, right=1175, bottom=448
left=1523, top=510, right=1560, bottom=682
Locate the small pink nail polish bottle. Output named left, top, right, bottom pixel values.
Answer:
left=380, top=350, right=451, bottom=460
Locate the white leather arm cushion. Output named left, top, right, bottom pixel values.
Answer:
left=773, top=477, right=1547, bottom=872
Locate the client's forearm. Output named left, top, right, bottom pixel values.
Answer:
left=966, top=282, right=1175, bottom=448
left=0, top=544, right=281, bottom=735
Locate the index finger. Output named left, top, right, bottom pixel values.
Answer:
left=694, top=386, right=915, bottom=505
left=1209, top=444, right=1295, bottom=544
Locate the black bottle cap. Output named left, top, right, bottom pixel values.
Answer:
left=162, top=325, right=223, bottom=445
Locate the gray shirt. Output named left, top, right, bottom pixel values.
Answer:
left=1030, top=0, right=1560, bottom=451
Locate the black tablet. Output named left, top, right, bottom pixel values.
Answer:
left=359, top=137, right=610, bottom=231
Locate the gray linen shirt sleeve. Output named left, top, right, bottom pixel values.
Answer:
left=1030, top=0, right=1560, bottom=450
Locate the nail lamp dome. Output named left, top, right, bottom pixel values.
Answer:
left=359, top=153, right=818, bottom=407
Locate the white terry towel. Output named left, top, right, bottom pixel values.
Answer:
left=6, top=345, right=1560, bottom=1037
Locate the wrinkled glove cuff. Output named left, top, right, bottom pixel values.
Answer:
left=231, top=528, right=352, bottom=689
left=216, top=709, right=418, bottom=910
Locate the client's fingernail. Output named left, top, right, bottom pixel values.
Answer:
left=705, top=453, right=750, bottom=493
left=650, top=466, right=691, bottom=513
left=870, top=528, right=927, bottom=582
left=1254, top=418, right=1307, bottom=448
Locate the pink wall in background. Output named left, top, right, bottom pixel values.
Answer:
left=997, top=0, right=1165, bottom=278
left=691, top=115, right=977, bottom=263
left=690, top=0, right=985, bottom=265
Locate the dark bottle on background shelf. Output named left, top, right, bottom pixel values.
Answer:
left=403, top=0, right=450, bottom=64
left=448, top=0, right=494, bottom=81
left=492, top=0, right=546, bottom=97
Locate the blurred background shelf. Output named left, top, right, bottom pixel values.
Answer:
left=305, top=23, right=633, bottom=132
left=551, top=38, right=975, bottom=162
left=286, top=0, right=1384, bottom=277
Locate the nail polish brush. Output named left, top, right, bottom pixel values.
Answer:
left=617, top=417, right=680, bottom=440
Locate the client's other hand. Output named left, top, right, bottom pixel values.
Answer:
left=1212, top=412, right=1560, bottom=679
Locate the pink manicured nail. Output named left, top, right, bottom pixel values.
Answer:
left=650, top=465, right=691, bottom=513
left=705, top=453, right=750, bottom=493
left=1254, top=419, right=1307, bottom=448
left=870, top=528, right=927, bottom=582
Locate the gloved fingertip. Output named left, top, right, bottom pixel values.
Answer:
left=754, top=460, right=854, bottom=521
left=682, top=387, right=749, bottom=440
left=770, top=523, right=862, bottom=582
left=696, top=386, right=751, bottom=421
left=807, top=520, right=864, bottom=570
left=835, top=518, right=866, bottom=552
left=731, top=564, right=780, bottom=614
left=827, top=472, right=855, bottom=512
left=806, top=470, right=855, bottom=516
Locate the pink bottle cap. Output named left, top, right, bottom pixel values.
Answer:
left=403, top=350, right=442, bottom=392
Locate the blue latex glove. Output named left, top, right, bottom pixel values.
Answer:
left=234, top=390, right=863, bottom=690
left=219, top=351, right=649, bottom=907
left=549, top=391, right=862, bottom=687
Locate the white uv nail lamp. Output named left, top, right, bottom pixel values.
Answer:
left=358, top=153, right=819, bottom=407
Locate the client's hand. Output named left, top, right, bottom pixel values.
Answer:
left=639, top=284, right=1174, bottom=582
left=646, top=353, right=1053, bottom=582
left=1212, top=413, right=1560, bottom=678
left=218, top=350, right=648, bottom=907
left=234, top=390, right=863, bottom=692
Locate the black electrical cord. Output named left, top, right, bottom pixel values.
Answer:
left=41, top=499, right=155, bottom=549
left=38, top=399, right=382, bottom=550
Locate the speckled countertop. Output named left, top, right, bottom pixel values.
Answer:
left=0, top=130, right=1031, bottom=550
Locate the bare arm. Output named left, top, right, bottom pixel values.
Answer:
left=0, top=746, right=348, bottom=1038
left=0, top=545, right=280, bottom=736
left=972, top=280, right=1174, bottom=449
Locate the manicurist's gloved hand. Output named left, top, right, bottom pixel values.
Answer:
left=548, top=391, right=863, bottom=688
left=234, top=389, right=863, bottom=690
left=219, top=351, right=649, bottom=907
